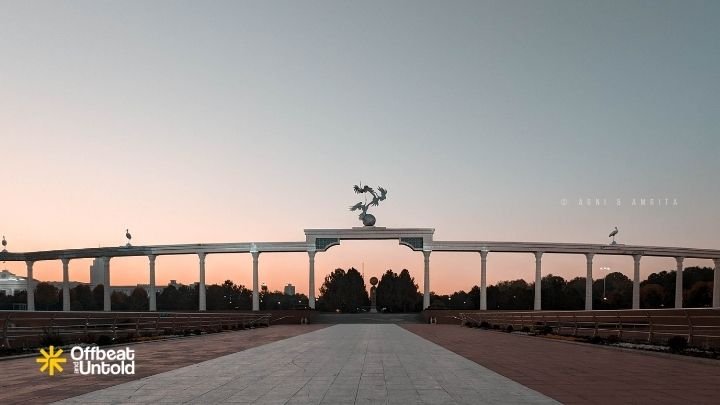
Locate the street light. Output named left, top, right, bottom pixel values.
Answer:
left=599, top=266, right=611, bottom=303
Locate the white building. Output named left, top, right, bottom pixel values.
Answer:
left=0, top=269, right=29, bottom=296
left=284, top=283, right=296, bottom=296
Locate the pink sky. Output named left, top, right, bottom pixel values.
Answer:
left=2, top=2, right=717, bottom=296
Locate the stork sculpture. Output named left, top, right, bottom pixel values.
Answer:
left=125, top=229, right=132, bottom=247
left=608, top=226, right=619, bottom=245
left=349, top=183, right=388, bottom=226
left=1, top=235, right=6, bottom=252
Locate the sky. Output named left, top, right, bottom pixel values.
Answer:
left=1, top=1, right=718, bottom=295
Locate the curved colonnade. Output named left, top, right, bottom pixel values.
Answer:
left=1, top=227, right=718, bottom=312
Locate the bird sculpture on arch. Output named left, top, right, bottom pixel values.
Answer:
left=349, top=183, right=388, bottom=227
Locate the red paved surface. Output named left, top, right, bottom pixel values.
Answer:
left=404, top=324, right=720, bottom=405
left=0, top=324, right=326, bottom=404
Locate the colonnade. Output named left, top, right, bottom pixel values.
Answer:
left=8, top=229, right=720, bottom=312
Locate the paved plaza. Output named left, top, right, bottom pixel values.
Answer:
left=55, top=324, right=557, bottom=404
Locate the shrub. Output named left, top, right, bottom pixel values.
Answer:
left=535, top=325, right=553, bottom=335
left=479, top=321, right=490, bottom=329
left=491, top=324, right=500, bottom=330
left=97, top=335, right=113, bottom=346
left=193, top=329, right=202, bottom=335
left=588, top=336, right=604, bottom=345
left=667, top=335, right=688, bottom=352
left=40, top=330, right=64, bottom=348
left=606, top=335, right=620, bottom=344
left=521, top=326, right=531, bottom=333
left=505, top=325, right=514, bottom=333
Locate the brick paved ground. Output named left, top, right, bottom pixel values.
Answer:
left=403, top=324, right=720, bottom=405
left=0, top=325, right=326, bottom=404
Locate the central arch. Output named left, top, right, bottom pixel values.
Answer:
left=305, top=227, right=434, bottom=308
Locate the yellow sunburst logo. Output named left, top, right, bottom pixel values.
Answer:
left=36, top=346, right=67, bottom=376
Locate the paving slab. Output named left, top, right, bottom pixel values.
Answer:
left=0, top=324, right=326, bottom=404
left=403, top=324, right=720, bottom=405
left=55, top=324, right=557, bottom=404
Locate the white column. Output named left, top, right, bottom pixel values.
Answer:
left=534, top=252, right=543, bottom=311
left=308, top=250, right=316, bottom=309
left=480, top=250, right=488, bottom=310
left=585, top=253, right=593, bottom=311
left=61, top=258, right=71, bottom=312
left=633, top=255, right=642, bottom=309
left=675, top=257, right=684, bottom=308
left=103, top=257, right=111, bottom=311
left=423, top=250, right=431, bottom=309
left=713, top=259, right=720, bottom=308
left=252, top=251, right=260, bottom=311
left=26, top=261, right=35, bottom=311
left=198, top=253, right=206, bottom=311
left=148, top=255, right=157, bottom=311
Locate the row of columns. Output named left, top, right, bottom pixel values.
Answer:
left=475, top=252, right=720, bottom=311
left=20, top=252, right=720, bottom=312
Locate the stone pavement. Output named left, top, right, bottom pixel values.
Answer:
left=0, top=325, right=327, bottom=404
left=56, top=324, right=557, bottom=404
left=404, top=324, right=720, bottom=405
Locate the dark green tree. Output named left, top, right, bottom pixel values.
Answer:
left=35, top=282, right=60, bottom=310
left=540, top=274, right=567, bottom=310
left=562, top=277, right=586, bottom=310
left=318, top=268, right=370, bottom=312
left=376, top=269, right=421, bottom=312
left=92, top=284, right=104, bottom=309
left=111, top=291, right=129, bottom=310
left=70, top=284, right=95, bottom=310
left=128, top=287, right=149, bottom=310
left=640, top=283, right=666, bottom=308
left=158, top=284, right=180, bottom=310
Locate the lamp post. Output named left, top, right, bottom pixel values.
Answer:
left=600, top=266, right=611, bottom=306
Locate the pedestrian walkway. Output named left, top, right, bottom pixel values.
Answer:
left=404, top=324, right=720, bottom=404
left=0, top=325, right=326, bottom=404
left=55, top=324, right=557, bottom=404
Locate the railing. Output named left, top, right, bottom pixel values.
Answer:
left=0, top=311, right=272, bottom=349
left=458, top=308, right=720, bottom=349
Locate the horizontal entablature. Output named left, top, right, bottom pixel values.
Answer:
left=431, top=241, right=720, bottom=259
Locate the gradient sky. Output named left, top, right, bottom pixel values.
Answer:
left=1, top=1, right=718, bottom=295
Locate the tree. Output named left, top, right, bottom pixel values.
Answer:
left=541, top=274, right=567, bottom=310
left=686, top=281, right=712, bottom=308
left=494, top=280, right=532, bottom=310
left=640, top=284, right=666, bottom=308
left=158, top=284, right=180, bottom=310
left=128, top=287, right=149, bottom=310
left=92, top=285, right=105, bottom=310
left=35, top=282, right=60, bottom=310
left=70, top=284, right=95, bottom=310
left=318, top=268, right=370, bottom=312
left=376, top=269, right=422, bottom=312
left=111, top=291, right=129, bottom=310
left=562, top=277, right=586, bottom=310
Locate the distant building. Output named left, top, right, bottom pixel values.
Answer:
left=89, top=258, right=108, bottom=288
left=284, top=284, right=295, bottom=296
left=0, top=269, right=30, bottom=296
left=88, top=258, right=158, bottom=295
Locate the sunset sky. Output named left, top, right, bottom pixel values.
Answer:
left=2, top=1, right=718, bottom=295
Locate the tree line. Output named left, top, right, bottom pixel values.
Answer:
left=0, top=266, right=715, bottom=311
left=315, top=266, right=717, bottom=312
left=0, top=280, right=309, bottom=311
